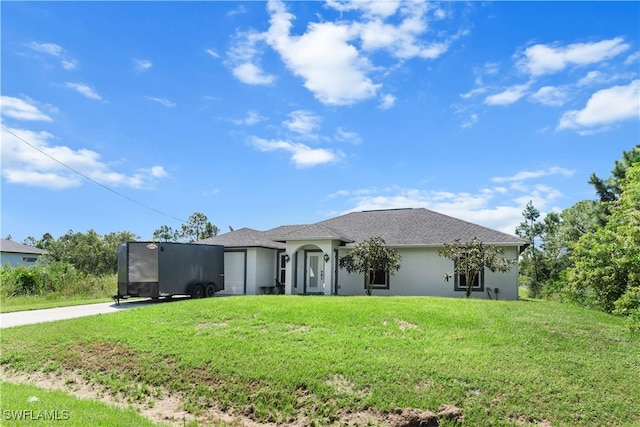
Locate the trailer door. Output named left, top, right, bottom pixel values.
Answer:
left=128, top=243, right=159, bottom=283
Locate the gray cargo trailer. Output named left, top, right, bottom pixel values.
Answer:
left=117, top=242, right=224, bottom=301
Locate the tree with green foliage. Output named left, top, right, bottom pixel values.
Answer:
left=33, top=229, right=138, bottom=276
left=339, top=237, right=401, bottom=296
left=515, top=201, right=544, bottom=297
left=438, top=237, right=515, bottom=298
left=152, top=225, right=175, bottom=242
left=154, top=212, right=219, bottom=243
left=588, top=144, right=640, bottom=225
left=567, top=162, right=640, bottom=313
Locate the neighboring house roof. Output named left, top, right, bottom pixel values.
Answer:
left=200, top=208, right=527, bottom=249
left=0, top=239, right=45, bottom=255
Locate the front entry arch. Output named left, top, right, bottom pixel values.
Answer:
left=284, top=241, right=339, bottom=296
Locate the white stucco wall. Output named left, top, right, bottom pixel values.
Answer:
left=254, top=247, right=277, bottom=292
left=335, top=246, right=520, bottom=300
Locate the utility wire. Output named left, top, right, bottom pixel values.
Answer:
left=2, top=124, right=186, bottom=224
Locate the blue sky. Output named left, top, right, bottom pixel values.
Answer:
left=2, top=1, right=639, bottom=243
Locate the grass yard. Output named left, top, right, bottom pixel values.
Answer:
left=1, top=296, right=638, bottom=426
left=0, top=381, right=160, bottom=427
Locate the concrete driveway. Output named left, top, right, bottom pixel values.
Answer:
left=0, top=298, right=172, bottom=328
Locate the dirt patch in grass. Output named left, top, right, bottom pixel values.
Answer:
left=2, top=341, right=465, bottom=426
left=196, top=321, right=228, bottom=330
left=0, top=365, right=196, bottom=426
left=2, top=365, right=464, bottom=426
left=396, top=319, right=418, bottom=331
left=286, top=324, right=311, bottom=334
left=326, top=374, right=370, bottom=399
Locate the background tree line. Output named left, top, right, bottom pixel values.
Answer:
left=2, top=212, right=218, bottom=298
left=516, top=144, right=640, bottom=331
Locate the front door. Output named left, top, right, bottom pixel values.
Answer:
left=306, top=252, right=324, bottom=294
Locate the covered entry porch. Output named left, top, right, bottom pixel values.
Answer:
left=282, top=238, right=348, bottom=296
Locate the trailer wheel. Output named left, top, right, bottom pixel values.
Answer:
left=191, top=284, right=204, bottom=299
left=205, top=283, right=216, bottom=298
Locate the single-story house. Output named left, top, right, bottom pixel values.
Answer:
left=0, top=239, right=45, bottom=268
left=199, top=208, right=528, bottom=300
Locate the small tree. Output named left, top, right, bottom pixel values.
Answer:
left=515, top=201, right=544, bottom=297
left=438, top=237, right=515, bottom=298
left=338, top=236, right=401, bottom=296
left=154, top=212, right=220, bottom=243
left=152, top=225, right=175, bottom=242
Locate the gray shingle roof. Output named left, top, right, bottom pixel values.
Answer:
left=310, top=208, right=527, bottom=246
left=0, top=239, right=45, bottom=255
left=199, top=228, right=285, bottom=249
left=271, top=223, right=354, bottom=243
left=200, top=208, right=527, bottom=249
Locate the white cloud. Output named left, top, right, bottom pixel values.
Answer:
left=0, top=96, right=52, bottom=122
left=354, top=1, right=452, bottom=60
left=146, top=96, right=176, bottom=108
left=625, top=51, right=640, bottom=65
left=227, top=4, right=248, bottom=17
left=283, top=110, right=321, bottom=136
left=557, top=79, right=640, bottom=132
left=27, top=41, right=77, bottom=70
left=227, top=31, right=275, bottom=85
left=27, top=42, right=63, bottom=56
left=517, top=37, right=630, bottom=77
left=379, top=94, right=396, bottom=110
left=331, top=187, right=523, bottom=234
left=149, top=166, right=167, bottom=178
left=266, top=1, right=379, bottom=105
left=1, top=125, right=166, bottom=190
left=483, top=62, right=500, bottom=76
left=61, top=60, right=78, bottom=70
left=330, top=177, right=570, bottom=235
left=492, top=167, right=575, bottom=183
left=461, top=113, right=478, bottom=129
left=232, top=110, right=266, bottom=126
left=232, top=62, right=275, bottom=85
left=577, top=70, right=604, bottom=87
left=226, top=0, right=460, bottom=106
left=335, top=127, right=362, bottom=144
left=530, top=86, right=568, bottom=106
left=251, top=137, right=342, bottom=168
left=325, top=0, right=400, bottom=18
left=133, top=58, right=152, bottom=73
left=460, top=87, right=487, bottom=100
left=205, top=49, right=220, bottom=59
left=65, top=82, right=103, bottom=100
left=484, top=83, right=530, bottom=106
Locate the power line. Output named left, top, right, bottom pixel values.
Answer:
left=2, top=124, right=186, bottom=224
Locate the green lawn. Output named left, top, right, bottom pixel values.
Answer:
left=0, top=381, right=163, bottom=427
left=1, top=296, right=638, bottom=426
